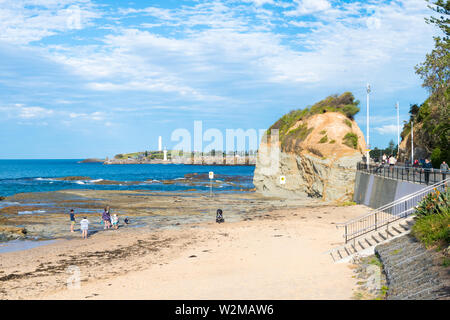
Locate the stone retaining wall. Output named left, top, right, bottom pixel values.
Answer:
left=375, top=235, right=449, bottom=300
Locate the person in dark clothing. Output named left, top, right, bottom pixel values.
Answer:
left=374, top=161, right=384, bottom=173
left=423, top=159, right=433, bottom=185
left=69, top=209, right=75, bottom=233
left=216, top=209, right=224, bottom=223
left=102, top=207, right=111, bottom=229
left=405, top=158, right=412, bottom=173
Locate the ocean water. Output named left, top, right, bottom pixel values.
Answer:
left=0, top=160, right=255, bottom=197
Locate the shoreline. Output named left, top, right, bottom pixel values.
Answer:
left=0, top=202, right=369, bottom=300
left=0, top=187, right=299, bottom=243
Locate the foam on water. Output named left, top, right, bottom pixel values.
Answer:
left=18, top=210, right=46, bottom=215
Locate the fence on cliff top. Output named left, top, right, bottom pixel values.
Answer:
left=356, top=162, right=448, bottom=186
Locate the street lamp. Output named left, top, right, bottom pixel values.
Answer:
left=395, top=102, right=400, bottom=157
left=411, top=120, right=414, bottom=164
left=366, top=83, right=371, bottom=168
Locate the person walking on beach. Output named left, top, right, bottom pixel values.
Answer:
left=102, top=207, right=111, bottom=229
left=423, top=159, right=433, bottom=185
left=80, top=217, right=89, bottom=239
left=440, top=161, right=449, bottom=181
left=69, top=209, right=76, bottom=233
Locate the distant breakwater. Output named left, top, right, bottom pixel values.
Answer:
left=103, top=156, right=256, bottom=166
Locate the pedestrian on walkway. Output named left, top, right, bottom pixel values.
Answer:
left=440, top=161, right=449, bottom=181
left=423, top=159, right=433, bottom=185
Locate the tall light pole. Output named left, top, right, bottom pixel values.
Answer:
left=366, top=83, right=371, bottom=168
left=411, top=121, right=414, bottom=164
left=395, top=102, right=400, bottom=157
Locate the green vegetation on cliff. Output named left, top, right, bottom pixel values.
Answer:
left=411, top=187, right=450, bottom=248
left=267, top=92, right=360, bottom=148
left=343, top=133, right=359, bottom=149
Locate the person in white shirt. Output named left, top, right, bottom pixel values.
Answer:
left=80, top=217, right=89, bottom=239
left=111, top=214, right=119, bottom=230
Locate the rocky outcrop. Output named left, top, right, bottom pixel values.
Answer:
left=398, top=126, right=429, bottom=162
left=254, top=99, right=366, bottom=201
left=0, top=226, right=27, bottom=241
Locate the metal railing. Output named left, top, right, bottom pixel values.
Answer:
left=337, top=178, right=449, bottom=243
left=357, top=162, right=449, bottom=185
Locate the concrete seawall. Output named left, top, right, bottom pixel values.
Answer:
left=353, top=172, right=426, bottom=209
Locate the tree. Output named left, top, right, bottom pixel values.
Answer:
left=407, top=0, right=450, bottom=164
left=387, top=139, right=396, bottom=156
left=409, top=104, right=420, bottom=119
left=415, top=0, right=449, bottom=97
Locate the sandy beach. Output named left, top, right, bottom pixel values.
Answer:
left=0, top=202, right=368, bottom=300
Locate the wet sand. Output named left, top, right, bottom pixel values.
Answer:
left=0, top=199, right=368, bottom=300
left=0, top=189, right=305, bottom=241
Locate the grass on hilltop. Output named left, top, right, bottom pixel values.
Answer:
left=266, top=92, right=360, bottom=150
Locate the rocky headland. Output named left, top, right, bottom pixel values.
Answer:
left=254, top=92, right=366, bottom=201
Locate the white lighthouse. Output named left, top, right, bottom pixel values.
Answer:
left=158, top=136, right=162, bottom=151
left=163, top=147, right=168, bottom=161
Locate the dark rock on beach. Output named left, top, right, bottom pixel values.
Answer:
left=0, top=226, right=27, bottom=241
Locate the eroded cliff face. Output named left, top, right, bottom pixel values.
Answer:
left=398, top=124, right=429, bottom=162
left=254, top=112, right=366, bottom=201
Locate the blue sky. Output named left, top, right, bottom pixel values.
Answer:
left=0, top=0, right=439, bottom=159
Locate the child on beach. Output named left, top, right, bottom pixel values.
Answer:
left=102, top=207, right=111, bottom=229
left=80, top=217, right=89, bottom=239
left=111, top=214, right=119, bottom=229
left=69, top=209, right=75, bottom=233
left=216, top=209, right=224, bottom=223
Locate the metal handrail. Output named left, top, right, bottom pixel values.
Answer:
left=339, top=178, right=448, bottom=225
left=337, top=177, right=449, bottom=243
left=356, top=162, right=449, bottom=185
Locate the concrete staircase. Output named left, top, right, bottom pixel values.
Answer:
left=326, top=177, right=449, bottom=263
left=326, top=217, right=416, bottom=263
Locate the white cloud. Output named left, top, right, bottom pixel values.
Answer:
left=0, top=0, right=439, bottom=121
left=243, top=0, right=275, bottom=6
left=18, top=106, right=53, bottom=119
left=375, top=124, right=398, bottom=135
left=0, top=0, right=101, bottom=44
left=0, top=104, right=54, bottom=120
left=284, top=0, right=331, bottom=16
